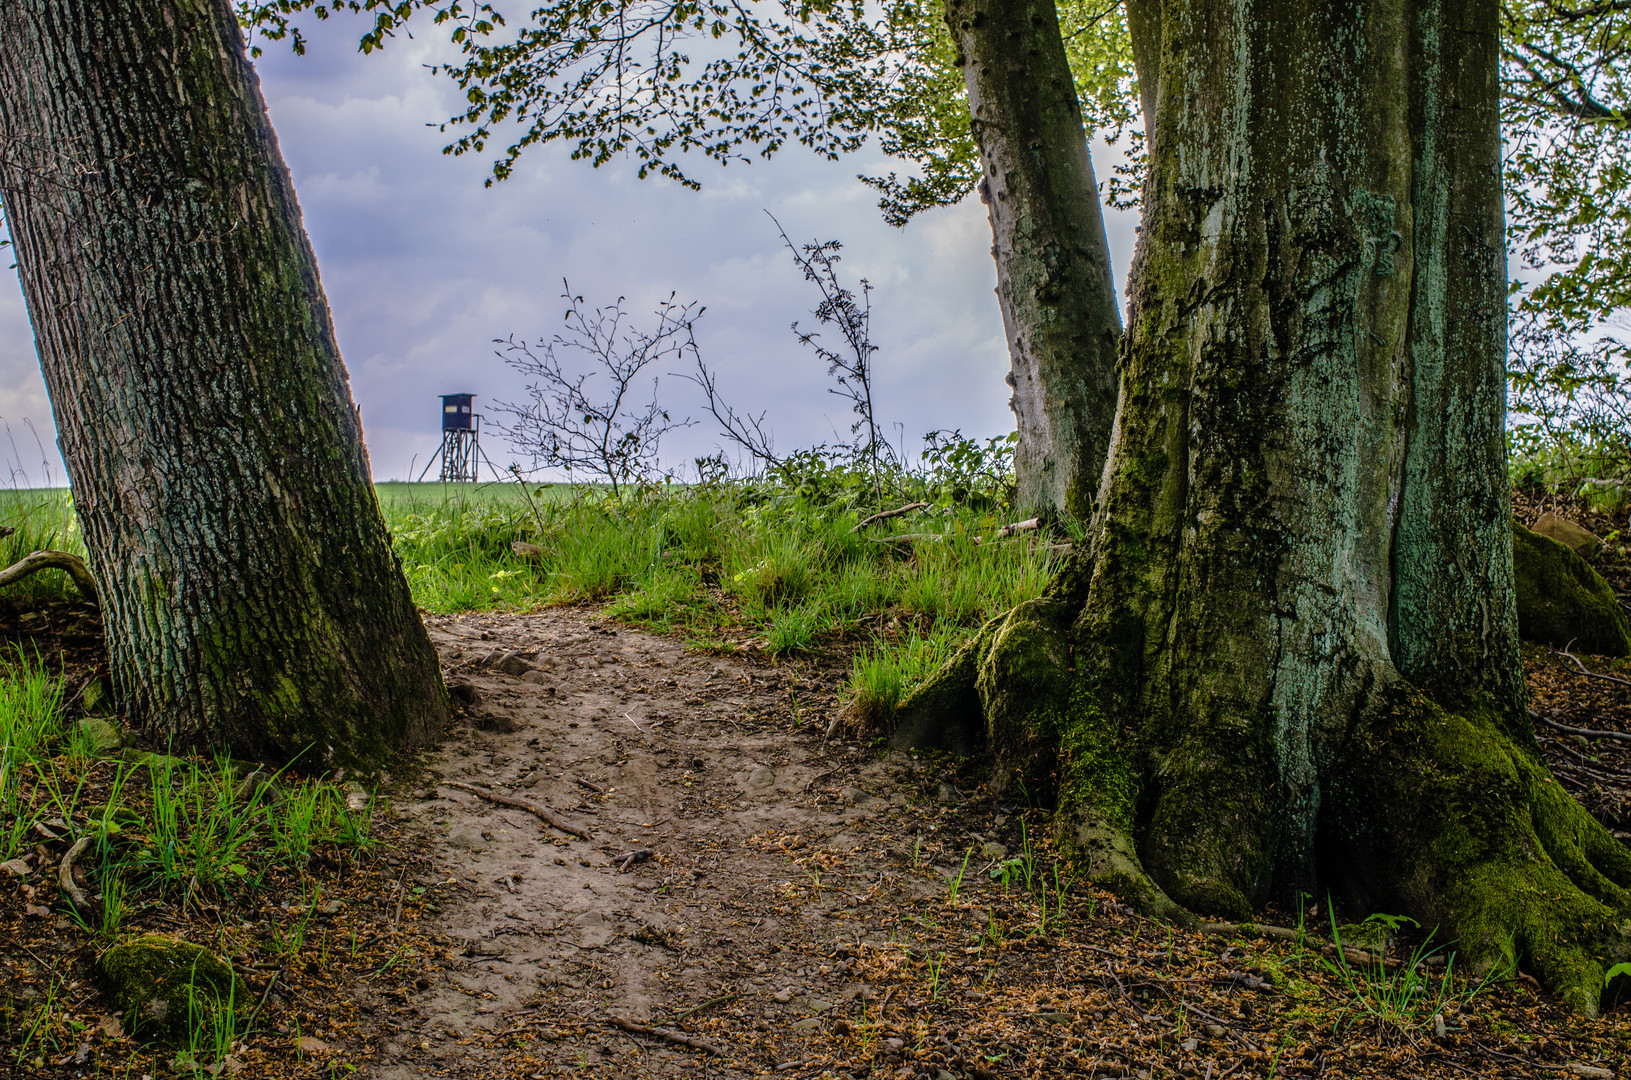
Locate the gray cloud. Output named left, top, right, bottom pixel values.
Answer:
left=0, top=19, right=1139, bottom=485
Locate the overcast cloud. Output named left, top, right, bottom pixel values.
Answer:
left=0, top=15, right=1139, bottom=486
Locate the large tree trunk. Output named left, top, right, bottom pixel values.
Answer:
left=0, top=0, right=447, bottom=766
left=897, top=0, right=1631, bottom=1013
left=946, top=0, right=1123, bottom=519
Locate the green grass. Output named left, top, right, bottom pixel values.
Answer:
left=0, top=435, right=1042, bottom=731
left=0, top=488, right=83, bottom=603
left=379, top=472, right=1060, bottom=716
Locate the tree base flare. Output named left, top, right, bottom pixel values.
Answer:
left=890, top=625, right=1631, bottom=1014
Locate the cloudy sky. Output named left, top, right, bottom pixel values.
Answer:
left=0, top=13, right=1140, bottom=486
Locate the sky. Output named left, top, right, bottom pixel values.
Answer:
left=0, top=13, right=1140, bottom=486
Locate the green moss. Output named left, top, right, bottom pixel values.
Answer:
left=1512, top=520, right=1631, bottom=657
left=889, top=617, right=997, bottom=755
left=1353, top=688, right=1631, bottom=1015
left=975, top=599, right=1073, bottom=798
left=99, top=933, right=240, bottom=1043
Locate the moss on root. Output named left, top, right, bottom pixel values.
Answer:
left=1339, top=688, right=1631, bottom=1016
left=889, top=617, right=999, bottom=754
left=99, top=934, right=240, bottom=1043
left=1512, top=520, right=1631, bottom=657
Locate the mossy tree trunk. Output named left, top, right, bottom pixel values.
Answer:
left=898, top=0, right=1631, bottom=1013
left=0, top=0, right=447, bottom=766
left=946, top=0, right=1123, bottom=519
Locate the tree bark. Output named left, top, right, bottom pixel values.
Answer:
left=897, top=0, right=1631, bottom=1014
left=945, top=0, right=1123, bottom=519
left=0, top=0, right=447, bottom=766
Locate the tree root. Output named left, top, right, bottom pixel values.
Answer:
left=58, top=835, right=93, bottom=917
left=440, top=780, right=591, bottom=839
left=606, top=1014, right=725, bottom=1055
left=1342, top=691, right=1631, bottom=1016
left=0, top=549, right=99, bottom=605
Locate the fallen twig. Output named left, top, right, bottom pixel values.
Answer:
left=1556, top=646, right=1631, bottom=689
left=58, top=835, right=93, bottom=916
left=0, top=549, right=100, bottom=606
left=852, top=502, right=928, bottom=532
left=243, top=970, right=280, bottom=1039
left=573, top=775, right=605, bottom=794
left=993, top=516, right=1042, bottom=538
left=669, top=992, right=739, bottom=1021
left=606, top=1014, right=725, bottom=1055
left=441, top=781, right=591, bottom=839
left=1530, top=708, right=1631, bottom=746
left=612, top=848, right=652, bottom=872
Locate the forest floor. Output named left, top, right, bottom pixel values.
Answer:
left=7, top=594, right=1631, bottom=1078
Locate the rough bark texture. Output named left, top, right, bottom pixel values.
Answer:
left=0, top=0, right=447, bottom=766
left=945, top=0, right=1123, bottom=519
left=896, top=0, right=1631, bottom=1013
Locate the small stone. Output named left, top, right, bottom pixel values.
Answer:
left=747, top=767, right=776, bottom=789
left=1038, top=1011, right=1072, bottom=1025
left=791, top=1018, right=822, bottom=1034
left=316, top=900, right=344, bottom=916
left=76, top=717, right=124, bottom=754
left=1181, top=1037, right=1199, bottom=1051
left=936, top=782, right=958, bottom=804
left=0, top=858, right=30, bottom=879
left=806, top=997, right=834, bottom=1013
left=447, top=824, right=488, bottom=851
left=884, top=1037, right=905, bottom=1052
left=1534, top=512, right=1602, bottom=555
left=1204, top=1023, right=1225, bottom=1038
left=772, top=987, right=794, bottom=1004
left=495, top=653, right=536, bottom=677
left=520, top=670, right=551, bottom=685
left=980, top=841, right=1008, bottom=860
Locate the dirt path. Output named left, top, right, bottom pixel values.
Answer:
left=355, top=608, right=944, bottom=1078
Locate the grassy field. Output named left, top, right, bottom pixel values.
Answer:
left=0, top=448, right=1053, bottom=714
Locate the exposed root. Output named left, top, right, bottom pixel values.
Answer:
left=59, top=834, right=93, bottom=917
left=1342, top=691, right=1631, bottom=1016
left=440, top=781, right=591, bottom=840
left=0, top=549, right=99, bottom=606
left=606, top=1014, right=725, bottom=1055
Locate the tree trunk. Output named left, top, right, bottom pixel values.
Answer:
left=897, top=0, right=1631, bottom=1014
left=945, top=0, right=1123, bottom=519
left=0, top=0, right=447, bottom=766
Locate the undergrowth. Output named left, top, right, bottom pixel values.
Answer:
left=0, top=650, right=383, bottom=1074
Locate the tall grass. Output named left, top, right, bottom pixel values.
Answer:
left=0, top=489, right=83, bottom=603
left=381, top=439, right=1057, bottom=722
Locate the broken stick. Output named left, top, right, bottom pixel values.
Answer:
left=441, top=781, right=591, bottom=840
left=606, top=1014, right=726, bottom=1055
left=851, top=501, right=929, bottom=532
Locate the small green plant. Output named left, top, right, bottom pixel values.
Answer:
left=1322, top=909, right=1509, bottom=1037
left=946, top=847, right=974, bottom=902
left=766, top=601, right=825, bottom=655
left=925, top=952, right=945, bottom=1000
